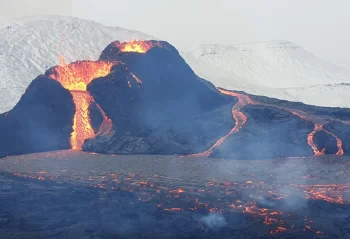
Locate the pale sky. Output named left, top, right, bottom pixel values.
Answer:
left=1, top=0, right=350, bottom=66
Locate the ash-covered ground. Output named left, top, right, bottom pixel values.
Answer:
left=0, top=151, right=349, bottom=239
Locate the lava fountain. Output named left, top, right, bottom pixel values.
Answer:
left=47, top=59, right=114, bottom=150
left=115, top=40, right=163, bottom=53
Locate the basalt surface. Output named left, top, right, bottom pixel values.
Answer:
left=0, top=76, right=74, bottom=158
left=84, top=41, right=234, bottom=154
left=1, top=40, right=350, bottom=158
left=211, top=105, right=315, bottom=159
left=0, top=151, right=349, bottom=239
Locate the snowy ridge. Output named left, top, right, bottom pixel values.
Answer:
left=1, top=16, right=350, bottom=111
left=0, top=15, right=154, bottom=112
left=181, top=52, right=297, bottom=101
left=186, top=40, right=350, bottom=107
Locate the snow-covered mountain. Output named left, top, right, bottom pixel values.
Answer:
left=0, top=15, right=154, bottom=113
left=185, top=41, right=350, bottom=107
left=1, top=15, right=350, bottom=112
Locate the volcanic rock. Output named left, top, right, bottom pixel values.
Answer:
left=210, top=105, right=315, bottom=159
left=324, top=121, right=350, bottom=155
left=83, top=42, right=235, bottom=154
left=249, top=93, right=350, bottom=121
left=0, top=75, right=74, bottom=158
left=313, top=131, right=338, bottom=155
left=88, top=101, right=104, bottom=134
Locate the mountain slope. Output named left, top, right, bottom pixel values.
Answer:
left=1, top=16, right=350, bottom=111
left=0, top=15, right=154, bottom=113
left=185, top=41, right=350, bottom=108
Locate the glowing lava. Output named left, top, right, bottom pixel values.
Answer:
left=115, top=40, right=162, bottom=53
left=191, top=89, right=250, bottom=157
left=323, top=128, right=344, bottom=155
left=49, top=60, right=114, bottom=91
left=307, top=124, right=326, bottom=156
left=194, top=88, right=344, bottom=157
left=48, top=59, right=114, bottom=150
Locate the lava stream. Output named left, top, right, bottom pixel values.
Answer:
left=195, top=88, right=344, bottom=157
left=70, top=92, right=94, bottom=150
left=323, top=128, right=344, bottom=155
left=48, top=59, right=114, bottom=149
left=94, top=101, right=113, bottom=136
left=307, top=124, right=325, bottom=156
left=191, top=89, right=250, bottom=157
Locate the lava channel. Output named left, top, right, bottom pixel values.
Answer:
left=48, top=59, right=114, bottom=150
left=191, top=89, right=251, bottom=157
left=194, top=88, right=344, bottom=157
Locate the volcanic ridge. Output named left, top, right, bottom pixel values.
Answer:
left=1, top=40, right=350, bottom=159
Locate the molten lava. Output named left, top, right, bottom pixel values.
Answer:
left=323, top=128, right=344, bottom=155
left=116, top=41, right=162, bottom=53
left=70, top=92, right=94, bottom=149
left=49, top=61, right=114, bottom=91
left=191, top=89, right=249, bottom=157
left=308, top=124, right=325, bottom=156
left=48, top=59, right=114, bottom=150
left=194, top=88, right=345, bottom=157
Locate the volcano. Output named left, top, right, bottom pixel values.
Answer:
left=0, top=75, right=74, bottom=158
left=1, top=40, right=350, bottom=159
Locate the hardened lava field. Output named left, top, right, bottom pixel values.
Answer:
left=0, top=151, right=349, bottom=239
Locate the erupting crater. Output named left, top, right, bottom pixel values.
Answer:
left=47, top=58, right=114, bottom=150
left=115, top=40, right=163, bottom=53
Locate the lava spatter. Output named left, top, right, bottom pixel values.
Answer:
left=115, top=40, right=162, bottom=53
left=47, top=59, right=114, bottom=150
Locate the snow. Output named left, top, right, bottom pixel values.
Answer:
left=0, top=15, right=155, bottom=113
left=1, top=16, right=350, bottom=112
left=185, top=41, right=350, bottom=108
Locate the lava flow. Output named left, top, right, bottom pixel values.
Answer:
left=115, top=40, right=162, bottom=53
left=6, top=151, right=350, bottom=238
left=48, top=59, right=114, bottom=149
left=308, top=124, right=326, bottom=155
left=195, top=88, right=345, bottom=157
left=191, top=89, right=251, bottom=157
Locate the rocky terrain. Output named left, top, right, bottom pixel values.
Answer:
left=0, top=151, right=349, bottom=239
left=0, top=76, right=74, bottom=158
left=1, top=40, right=350, bottom=159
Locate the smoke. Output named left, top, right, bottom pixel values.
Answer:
left=251, top=159, right=310, bottom=211
left=200, top=213, right=227, bottom=229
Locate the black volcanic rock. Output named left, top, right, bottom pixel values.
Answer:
left=324, top=121, right=350, bottom=155
left=210, top=105, right=315, bottom=159
left=0, top=75, right=74, bottom=158
left=83, top=43, right=235, bottom=154
left=88, top=101, right=104, bottom=134
left=246, top=91, right=350, bottom=121
left=3, top=40, right=350, bottom=159
left=313, top=131, right=338, bottom=155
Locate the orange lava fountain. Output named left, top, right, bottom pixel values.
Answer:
left=115, top=41, right=162, bottom=53
left=48, top=59, right=114, bottom=150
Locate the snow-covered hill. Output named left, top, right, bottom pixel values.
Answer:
left=185, top=41, right=350, bottom=107
left=1, top=16, right=350, bottom=112
left=0, top=15, right=154, bottom=113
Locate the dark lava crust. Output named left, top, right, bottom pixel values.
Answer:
left=211, top=105, right=315, bottom=159
left=1, top=40, right=350, bottom=158
left=0, top=76, right=74, bottom=158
